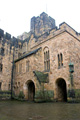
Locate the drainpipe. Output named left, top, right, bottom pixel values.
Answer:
left=11, top=46, right=15, bottom=99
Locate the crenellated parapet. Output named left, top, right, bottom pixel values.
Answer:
left=0, top=29, right=11, bottom=40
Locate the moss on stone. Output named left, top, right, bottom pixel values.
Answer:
left=74, top=89, right=80, bottom=98
left=68, top=89, right=80, bottom=98
left=0, top=91, right=11, bottom=100
left=33, top=71, right=48, bottom=84
left=35, top=90, right=54, bottom=102
left=67, top=89, right=75, bottom=98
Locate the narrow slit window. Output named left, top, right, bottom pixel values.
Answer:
left=44, top=49, right=50, bottom=72
left=26, top=61, right=29, bottom=72
left=60, top=53, right=63, bottom=66
left=58, top=54, right=60, bottom=68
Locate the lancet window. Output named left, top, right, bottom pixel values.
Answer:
left=44, top=47, right=50, bottom=72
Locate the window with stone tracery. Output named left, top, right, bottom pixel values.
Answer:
left=44, top=47, right=50, bottom=72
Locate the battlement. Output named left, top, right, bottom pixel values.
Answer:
left=0, top=28, right=11, bottom=40
left=0, top=29, right=4, bottom=37
left=5, top=32, right=11, bottom=40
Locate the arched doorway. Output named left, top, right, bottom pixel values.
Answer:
left=56, top=78, right=67, bottom=102
left=27, top=81, right=35, bottom=101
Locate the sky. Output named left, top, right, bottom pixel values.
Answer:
left=0, top=0, right=80, bottom=37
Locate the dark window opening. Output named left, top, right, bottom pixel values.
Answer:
left=58, top=54, right=60, bottom=68
left=0, top=47, right=4, bottom=55
left=0, top=64, right=3, bottom=72
left=60, top=53, right=63, bottom=66
left=8, top=84, right=11, bottom=90
left=0, top=36, right=1, bottom=40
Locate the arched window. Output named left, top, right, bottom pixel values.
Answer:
left=44, top=47, right=50, bottom=72
left=58, top=53, right=63, bottom=68
left=44, top=52, right=46, bottom=70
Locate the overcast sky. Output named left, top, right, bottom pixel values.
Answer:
left=0, top=0, right=80, bottom=37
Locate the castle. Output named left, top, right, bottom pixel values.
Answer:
left=0, top=12, right=80, bottom=102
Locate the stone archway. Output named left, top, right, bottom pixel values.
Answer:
left=56, top=78, right=67, bottom=102
left=27, top=80, right=35, bottom=101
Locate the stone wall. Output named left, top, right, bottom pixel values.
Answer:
left=0, top=29, right=21, bottom=91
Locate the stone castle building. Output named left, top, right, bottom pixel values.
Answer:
left=0, top=12, right=80, bottom=101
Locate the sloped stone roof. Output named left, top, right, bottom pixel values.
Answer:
left=33, top=71, right=49, bottom=84
left=15, top=47, right=41, bottom=62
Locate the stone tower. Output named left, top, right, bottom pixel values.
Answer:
left=31, top=12, right=56, bottom=36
